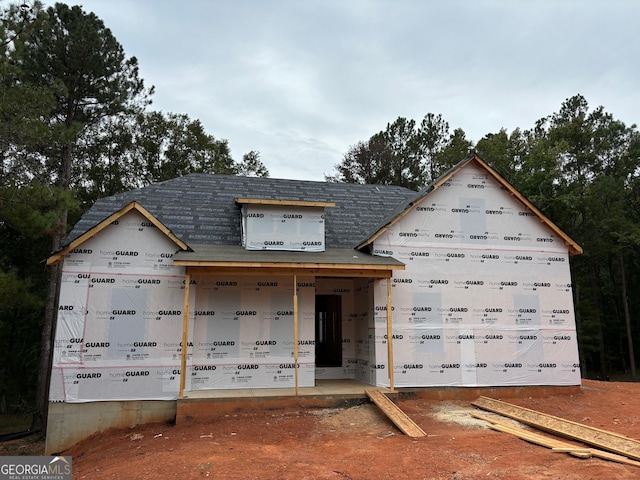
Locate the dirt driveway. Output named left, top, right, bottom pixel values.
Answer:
left=7, top=379, right=640, bottom=479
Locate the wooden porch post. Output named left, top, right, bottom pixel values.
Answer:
left=293, top=274, right=299, bottom=395
left=386, top=276, right=395, bottom=392
left=179, top=271, right=191, bottom=398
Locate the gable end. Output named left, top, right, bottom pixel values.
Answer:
left=47, top=202, right=190, bottom=265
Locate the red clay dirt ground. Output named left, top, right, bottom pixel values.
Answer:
left=4, top=379, right=640, bottom=479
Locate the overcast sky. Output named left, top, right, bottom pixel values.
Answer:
left=75, top=0, right=639, bottom=181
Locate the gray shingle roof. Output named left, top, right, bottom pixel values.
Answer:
left=65, top=174, right=419, bottom=249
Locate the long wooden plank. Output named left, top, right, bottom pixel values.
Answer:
left=472, top=412, right=570, bottom=446
left=490, top=423, right=566, bottom=448
left=472, top=412, right=640, bottom=467
left=366, top=390, right=426, bottom=437
left=472, top=412, right=584, bottom=451
left=178, top=273, right=191, bottom=399
left=472, top=396, right=640, bottom=461
left=555, top=448, right=640, bottom=467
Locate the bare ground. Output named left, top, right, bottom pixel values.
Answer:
left=3, top=379, right=640, bottom=479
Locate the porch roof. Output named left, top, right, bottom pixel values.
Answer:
left=172, top=244, right=404, bottom=278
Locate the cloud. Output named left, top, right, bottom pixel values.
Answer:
left=79, top=0, right=639, bottom=180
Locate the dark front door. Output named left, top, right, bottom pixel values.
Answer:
left=315, top=295, right=342, bottom=367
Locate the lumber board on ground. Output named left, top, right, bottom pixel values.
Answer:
left=489, top=423, right=587, bottom=455
left=365, top=390, right=426, bottom=437
left=472, top=412, right=572, bottom=447
left=473, top=411, right=640, bottom=467
left=472, top=396, right=640, bottom=461
left=557, top=447, right=640, bottom=466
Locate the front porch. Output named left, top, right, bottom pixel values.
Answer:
left=176, top=379, right=389, bottom=423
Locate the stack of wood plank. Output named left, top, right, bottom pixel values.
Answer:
left=472, top=396, right=640, bottom=467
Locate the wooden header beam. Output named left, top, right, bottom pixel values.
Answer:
left=183, top=266, right=397, bottom=278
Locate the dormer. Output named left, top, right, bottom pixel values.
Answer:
left=236, top=198, right=335, bottom=252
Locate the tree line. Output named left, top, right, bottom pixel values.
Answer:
left=1, top=1, right=638, bottom=432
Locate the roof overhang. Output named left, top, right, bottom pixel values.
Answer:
left=173, top=244, right=404, bottom=278
left=47, top=201, right=190, bottom=266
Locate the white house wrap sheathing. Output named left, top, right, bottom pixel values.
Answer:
left=370, top=163, right=580, bottom=387
left=187, top=274, right=315, bottom=390
left=50, top=211, right=187, bottom=401
left=241, top=204, right=326, bottom=251
left=49, top=211, right=321, bottom=401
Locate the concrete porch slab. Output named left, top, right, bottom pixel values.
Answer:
left=181, top=379, right=382, bottom=399
left=176, top=380, right=385, bottom=423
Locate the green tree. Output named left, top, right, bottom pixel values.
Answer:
left=237, top=150, right=269, bottom=177
left=476, top=128, right=523, bottom=185
left=415, top=113, right=451, bottom=180
left=74, top=115, right=137, bottom=202
left=76, top=112, right=269, bottom=205
left=540, top=95, right=640, bottom=379
left=4, top=2, right=153, bottom=431
left=332, top=114, right=472, bottom=189
left=0, top=182, right=77, bottom=413
left=0, top=2, right=55, bottom=185
left=0, top=270, right=43, bottom=413
left=381, top=117, right=425, bottom=189
left=329, top=135, right=391, bottom=185
left=477, top=125, right=563, bottom=212
left=435, top=128, right=474, bottom=175
left=130, top=111, right=236, bottom=185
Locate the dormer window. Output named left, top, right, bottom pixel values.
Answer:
left=236, top=198, right=335, bottom=252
